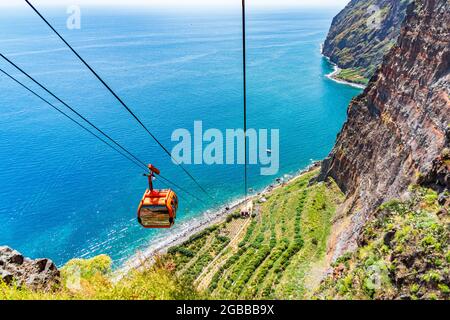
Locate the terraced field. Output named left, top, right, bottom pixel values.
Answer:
left=163, top=169, right=344, bottom=299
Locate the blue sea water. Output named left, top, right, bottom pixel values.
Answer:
left=0, top=6, right=361, bottom=266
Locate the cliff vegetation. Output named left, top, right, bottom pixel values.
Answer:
left=323, top=0, right=412, bottom=85
left=316, top=187, right=450, bottom=300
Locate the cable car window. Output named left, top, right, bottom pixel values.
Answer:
left=141, top=205, right=169, bottom=213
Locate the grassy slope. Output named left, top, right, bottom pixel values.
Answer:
left=324, top=0, right=412, bottom=85
left=335, top=68, right=370, bottom=86
left=0, top=254, right=200, bottom=300
left=5, top=173, right=447, bottom=300
left=0, top=169, right=344, bottom=300
left=164, top=169, right=344, bottom=299
left=315, top=187, right=450, bottom=300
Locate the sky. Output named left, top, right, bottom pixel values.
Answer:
left=1, top=0, right=350, bottom=8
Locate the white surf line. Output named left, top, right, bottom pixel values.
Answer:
left=113, top=161, right=322, bottom=282
left=325, top=63, right=367, bottom=89
left=320, top=44, right=367, bottom=90
left=113, top=196, right=255, bottom=282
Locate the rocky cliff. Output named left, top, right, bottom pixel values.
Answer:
left=323, top=0, right=412, bottom=84
left=320, top=0, right=450, bottom=258
left=0, top=246, right=60, bottom=291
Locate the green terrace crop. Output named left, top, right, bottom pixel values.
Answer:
left=315, top=187, right=450, bottom=300
left=0, top=169, right=344, bottom=300
left=164, top=169, right=344, bottom=299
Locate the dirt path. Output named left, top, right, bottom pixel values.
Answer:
left=195, top=217, right=252, bottom=291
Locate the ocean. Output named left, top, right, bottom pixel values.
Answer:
left=0, top=6, right=361, bottom=267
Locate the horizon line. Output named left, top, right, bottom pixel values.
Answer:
left=0, top=4, right=345, bottom=8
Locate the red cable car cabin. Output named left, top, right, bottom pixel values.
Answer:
left=137, top=165, right=178, bottom=229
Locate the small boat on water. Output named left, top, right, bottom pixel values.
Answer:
left=266, top=149, right=272, bottom=154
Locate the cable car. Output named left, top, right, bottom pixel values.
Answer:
left=137, top=165, right=178, bottom=229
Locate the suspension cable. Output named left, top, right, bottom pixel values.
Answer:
left=0, top=53, right=148, bottom=170
left=157, top=174, right=205, bottom=204
left=25, top=0, right=213, bottom=200
left=242, top=0, right=248, bottom=200
left=0, top=67, right=206, bottom=205
left=0, top=67, right=146, bottom=172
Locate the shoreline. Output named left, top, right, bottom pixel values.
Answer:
left=325, top=63, right=367, bottom=90
left=114, top=44, right=355, bottom=278
left=320, top=45, right=367, bottom=90
left=116, top=161, right=321, bottom=279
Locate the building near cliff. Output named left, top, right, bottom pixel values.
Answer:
left=320, top=0, right=450, bottom=259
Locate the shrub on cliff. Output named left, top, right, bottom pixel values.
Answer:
left=0, top=254, right=201, bottom=300
left=315, top=187, right=450, bottom=300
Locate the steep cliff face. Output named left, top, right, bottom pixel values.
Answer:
left=323, top=0, right=412, bottom=84
left=320, top=0, right=450, bottom=258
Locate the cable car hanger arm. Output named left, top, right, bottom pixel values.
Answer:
left=25, top=0, right=214, bottom=200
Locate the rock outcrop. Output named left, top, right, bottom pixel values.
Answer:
left=323, top=0, right=412, bottom=82
left=320, top=0, right=450, bottom=259
left=0, top=246, right=60, bottom=291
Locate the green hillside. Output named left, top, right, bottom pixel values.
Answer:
left=163, top=169, right=344, bottom=299
left=0, top=169, right=344, bottom=300
left=3, top=171, right=448, bottom=301
left=316, top=187, right=450, bottom=300
left=323, top=0, right=412, bottom=84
